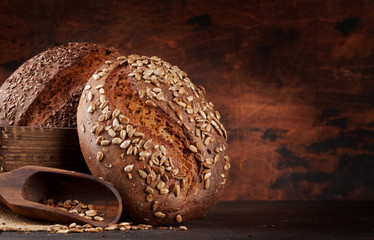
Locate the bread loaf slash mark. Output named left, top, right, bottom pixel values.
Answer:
left=105, top=67, right=194, bottom=179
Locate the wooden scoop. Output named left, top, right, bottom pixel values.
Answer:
left=0, top=166, right=122, bottom=227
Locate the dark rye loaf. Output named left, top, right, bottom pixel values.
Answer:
left=0, top=42, right=120, bottom=128
left=77, top=54, right=231, bottom=225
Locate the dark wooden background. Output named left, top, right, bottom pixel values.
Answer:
left=0, top=0, right=373, bottom=201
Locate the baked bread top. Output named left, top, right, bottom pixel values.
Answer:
left=0, top=42, right=119, bottom=128
left=77, top=54, right=230, bottom=225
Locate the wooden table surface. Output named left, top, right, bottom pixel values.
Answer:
left=0, top=201, right=373, bottom=239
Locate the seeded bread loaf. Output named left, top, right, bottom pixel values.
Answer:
left=0, top=42, right=120, bottom=128
left=77, top=54, right=230, bottom=225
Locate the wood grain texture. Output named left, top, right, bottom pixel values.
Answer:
left=0, top=0, right=373, bottom=200
left=0, top=127, right=88, bottom=173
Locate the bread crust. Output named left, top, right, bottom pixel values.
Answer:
left=0, top=42, right=119, bottom=127
left=77, top=55, right=230, bottom=225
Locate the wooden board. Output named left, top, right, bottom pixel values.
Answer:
left=0, top=127, right=88, bottom=173
left=0, top=0, right=373, bottom=201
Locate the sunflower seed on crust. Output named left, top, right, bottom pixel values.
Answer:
left=169, top=183, right=176, bottom=193
left=138, top=170, right=147, bottom=179
left=154, top=212, right=165, bottom=218
left=159, top=188, right=169, bottom=195
left=133, top=146, right=138, bottom=155
left=204, top=137, right=211, bottom=146
left=113, top=118, right=119, bottom=127
left=175, top=110, right=183, bottom=120
left=112, top=137, right=123, bottom=145
left=112, top=109, right=121, bottom=118
left=80, top=124, right=85, bottom=133
left=99, top=95, right=106, bottom=104
left=87, top=103, right=95, bottom=113
left=119, top=115, right=130, bottom=124
left=214, top=154, right=220, bottom=163
left=174, top=184, right=181, bottom=197
left=146, top=194, right=153, bottom=202
left=96, top=136, right=103, bottom=145
left=120, top=130, right=127, bottom=139
left=194, top=153, right=203, bottom=162
left=204, top=172, right=212, bottom=180
left=175, top=215, right=183, bottom=223
left=100, top=140, right=110, bottom=146
left=156, top=181, right=165, bottom=190
left=145, top=186, right=155, bottom=194
left=114, top=125, right=123, bottom=132
left=139, top=151, right=151, bottom=158
left=189, top=145, right=198, bottom=153
left=98, top=114, right=105, bottom=122
left=134, top=132, right=144, bottom=138
left=146, top=175, right=153, bottom=185
left=224, top=163, right=231, bottom=171
left=120, top=140, right=131, bottom=149
left=108, top=129, right=116, bottom=137
left=87, top=91, right=93, bottom=101
left=117, top=56, right=127, bottom=61
left=161, top=174, right=169, bottom=183
left=124, top=164, right=134, bottom=172
left=160, top=145, right=166, bottom=155
left=146, top=100, right=157, bottom=107
left=126, top=124, right=133, bottom=132
left=156, top=92, right=164, bottom=100
left=97, top=152, right=104, bottom=162
left=143, top=139, right=152, bottom=150
left=95, top=84, right=104, bottom=90
left=152, top=201, right=159, bottom=211
left=204, top=179, right=210, bottom=189
left=177, top=101, right=186, bottom=107
left=100, top=101, right=108, bottom=109
left=92, top=74, right=100, bottom=81
left=205, top=158, right=214, bottom=165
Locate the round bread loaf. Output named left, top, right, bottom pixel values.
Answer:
left=77, top=54, right=230, bottom=225
left=0, top=42, right=120, bottom=128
